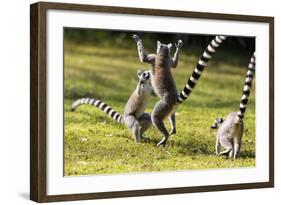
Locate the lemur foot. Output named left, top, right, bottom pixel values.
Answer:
left=156, top=138, right=167, bottom=147
left=141, top=136, right=151, bottom=143
left=218, top=152, right=231, bottom=159
left=217, top=153, right=228, bottom=160
left=169, top=129, right=176, bottom=136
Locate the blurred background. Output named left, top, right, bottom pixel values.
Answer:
left=65, top=28, right=255, bottom=54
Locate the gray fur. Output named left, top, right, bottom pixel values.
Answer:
left=211, top=52, right=255, bottom=158
left=71, top=70, right=154, bottom=143
left=133, top=35, right=227, bottom=147
left=123, top=70, right=154, bottom=142
left=133, top=34, right=183, bottom=146
left=213, top=112, right=244, bottom=158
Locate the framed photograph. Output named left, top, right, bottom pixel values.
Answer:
left=30, top=1, right=274, bottom=202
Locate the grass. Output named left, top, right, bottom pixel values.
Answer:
left=64, top=40, right=255, bottom=176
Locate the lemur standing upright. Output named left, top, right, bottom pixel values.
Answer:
left=71, top=70, right=154, bottom=143
left=133, top=34, right=226, bottom=147
left=211, top=52, right=256, bottom=158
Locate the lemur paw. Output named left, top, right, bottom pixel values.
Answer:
left=141, top=136, right=150, bottom=143
left=169, top=129, right=176, bottom=136
left=132, top=34, right=141, bottom=42
left=175, top=40, right=183, bottom=48
left=156, top=138, right=167, bottom=147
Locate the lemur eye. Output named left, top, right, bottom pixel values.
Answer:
left=146, top=72, right=150, bottom=79
left=142, top=72, right=149, bottom=80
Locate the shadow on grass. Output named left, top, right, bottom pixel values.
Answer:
left=145, top=137, right=255, bottom=159
left=142, top=136, right=212, bottom=155
left=239, top=150, right=256, bottom=159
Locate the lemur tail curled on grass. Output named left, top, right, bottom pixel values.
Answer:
left=133, top=34, right=226, bottom=147
left=71, top=70, right=154, bottom=143
left=211, top=52, right=256, bottom=159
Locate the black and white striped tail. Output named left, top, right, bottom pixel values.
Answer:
left=71, top=98, right=123, bottom=123
left=177, top=35, right=227, bottom=103
left=237, top=52, right=256, bottom=119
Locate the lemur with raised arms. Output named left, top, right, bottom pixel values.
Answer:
left=133, top=34, right=226, bottom=147
left=211, top=52, right=256, bottom=158
left=71, top=70, right=154, bottom=143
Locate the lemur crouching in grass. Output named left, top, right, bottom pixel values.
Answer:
left=211, top=52, right=256, bottom=158
left=71, top=70, right=154, bottom=143
left=133, top=34, right=227, bottom=147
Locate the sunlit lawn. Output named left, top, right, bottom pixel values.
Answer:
left=64, top=41, right=255, bottom=176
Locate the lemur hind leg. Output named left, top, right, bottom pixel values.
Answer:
left=215, top=137, right=221, bottom=155
left=123, top=115, right=141, bottom=143
left=219, top=136, right=233, bottom=158
left=152, top=99, right=173, bottom=147
left=138, top=112, right=152, bottom=142
left=168, top=113, right=176, bottom=136
left=228, top=149, right=234, bottom=158
left=218, top=147, right=233, bottom=158
left=233, top=141, right=241, bottom=159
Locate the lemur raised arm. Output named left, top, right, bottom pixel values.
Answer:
left=133, top=34, right=181, bottom=72
left=211, top=52, right=256, bottom=158
left=133, top=34, right=226, bottom=147
left=71, top=70, right=154, bottom=143
left=133, top=34, right=156, bottom=64
left=133, top=34, right=182, bottom=147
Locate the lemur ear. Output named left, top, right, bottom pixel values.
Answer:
left=157, top=41, right=162, bottom=50
left=157, top=41, right=162, bottom=53
left=218, top=118, right=224, bottom=123
left=137, top=69, right=142, bottom=77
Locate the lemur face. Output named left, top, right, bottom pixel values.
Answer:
left=137, top=70, right=151, bottom=84
left=156, top=41, right=173, bottom=56
left=211, top=117, right=224, bottom=129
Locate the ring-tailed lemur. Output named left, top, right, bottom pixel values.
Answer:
left=71, top=70, right=154, bottom=143
left=177, top=36, right=227, bottom=103
left=211, top=52, right=256, bottom=158
left=133, top=34, right=226, bottom=147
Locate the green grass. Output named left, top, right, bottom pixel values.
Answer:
left=64, top=40, right=255, bottom=176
